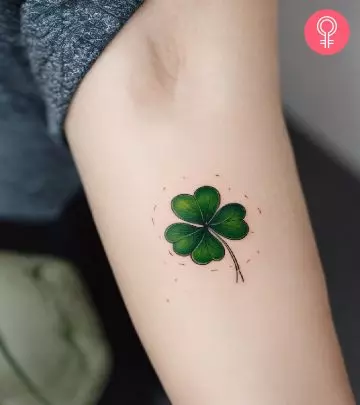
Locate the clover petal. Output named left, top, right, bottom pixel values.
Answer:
left=165, top=186, right=250, bottom=282
left=194, top=186, right=220, bottom=223
left=191, top=230, right=225, bottom=265
left=171, top=195, right=204, bottom=225
left=209, top=203, right=249, bottom=240
left=165, top=223, right=204, bottom=256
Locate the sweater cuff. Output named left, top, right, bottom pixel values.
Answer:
left=22, top=0, right=144, bottom=143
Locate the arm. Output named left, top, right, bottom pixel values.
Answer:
left=65, top=0, right=354, bottom=403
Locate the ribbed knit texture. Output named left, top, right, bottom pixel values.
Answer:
left=21, top=0, right=144, bottom=141
left=0, top=0, right=142, bottom=219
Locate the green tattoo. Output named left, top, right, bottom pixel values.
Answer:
left=164, top=186, right=249, bottom=283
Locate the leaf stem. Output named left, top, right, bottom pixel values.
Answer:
left=0, top=332, right=52, bottom=405
left=213, top=234, right=244, bottom=283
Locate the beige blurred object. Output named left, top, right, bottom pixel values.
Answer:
left=0, top=252, right=111, bottom=405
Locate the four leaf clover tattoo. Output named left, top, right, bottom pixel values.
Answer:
left=164, top=186, right=249, bottom=283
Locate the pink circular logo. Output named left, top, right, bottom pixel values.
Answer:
left=304, top=10, right=350, bottom=55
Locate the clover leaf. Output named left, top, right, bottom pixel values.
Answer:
left=165, top=186, right=249, bottom=282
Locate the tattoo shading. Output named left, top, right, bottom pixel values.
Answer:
left=164, top=186, right=249, bottom=283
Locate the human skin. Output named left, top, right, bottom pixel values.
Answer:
left=65, top=1, right=355, bottom=404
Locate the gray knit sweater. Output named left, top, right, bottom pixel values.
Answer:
left=0, top=0, right=143, bottom=220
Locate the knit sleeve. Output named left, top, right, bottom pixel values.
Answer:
left=21, top=0, right=143, bottom=142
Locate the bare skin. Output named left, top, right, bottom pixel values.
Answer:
left=65, top=1, right=355, bottom=404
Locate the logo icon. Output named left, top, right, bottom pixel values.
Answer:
left=317, top=16, right=337, bottom=48
left=304, top=10, right=350, bottom=55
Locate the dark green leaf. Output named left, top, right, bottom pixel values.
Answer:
left=171, top=194, right=204, bottom=225
left=194, top=186, right=220, bottom=223
left=191, top=230, right=225, bottom=265
left=165, top=223, right=204, bottom=256
left=210, top=203, right=249, bottom=240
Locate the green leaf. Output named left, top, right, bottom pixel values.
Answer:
left=209, top=203, right=249, bottom=240
left=165, top=223, right=204, bottom=256
left=171, top=195, right=204, bottom=225
left=194, top=186, right=220, bottom=223
left=191, top=230, right=225, bottom=265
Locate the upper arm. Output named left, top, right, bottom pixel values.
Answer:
left=65, top=1, right=354, bottom=404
